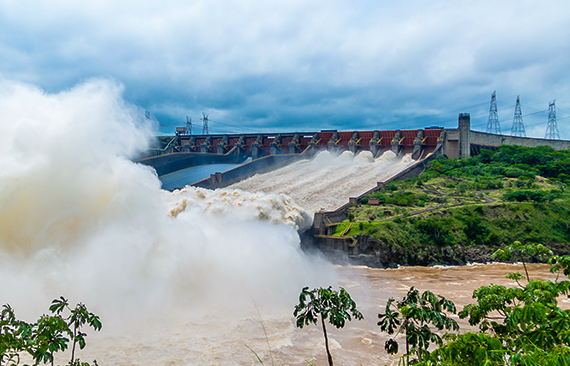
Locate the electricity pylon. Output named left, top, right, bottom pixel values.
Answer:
left=201, top=112, right=209, bottom=135
left=511, top=95, right=526, bottom=137
left=486, top=91, right=501, bottom=134
left=545, top=100, right=560, bottom=140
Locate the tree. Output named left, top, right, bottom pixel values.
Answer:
left=293, top=287, right=363, bottom=366
left=415, top=243, right=570, bottom=365
left=377, top=287, right=458, bottom=365
left=0, top=297, right=101, bottom=366
left=492, top=240, right=552, bottom=282
left=0, top=304, right=33, bottom=366
left=48, top=297, right=102, bottom=366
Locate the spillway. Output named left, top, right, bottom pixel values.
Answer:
left=0, top=79, right=427, bottom=366
left=229, top=150, right=415, bottom=214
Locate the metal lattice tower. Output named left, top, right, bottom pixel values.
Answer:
left=186, top=116, right=192, bottom=135
left=510, top=95, right=526, bottom=137
left=545, top=100, right=560, bottom=140
left=486, top=91, right=501, bottom=134
left=201, top=112, right=209, bottom=135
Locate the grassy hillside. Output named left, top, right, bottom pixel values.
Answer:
left=333, top=145, right=570, bottom=265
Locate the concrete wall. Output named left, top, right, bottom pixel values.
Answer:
left=442, top=114, right=570, bottom=159
left=470, top=131, right=570, bottom=150
left=312, top=235, right=359, bottom=255
left=136, top=152, right=245, bottom=176
left=191, top=154, right=309, bottom=189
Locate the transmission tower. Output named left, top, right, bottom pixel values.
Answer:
left=201, top=112, right=209, bottom=135
left=510, top=95, right=526, bottom=137
left=186, top=116, right=192, bottom=135
left=486, top=91, right=501, bottom=134
left=545, top=100, right=560, bottom=140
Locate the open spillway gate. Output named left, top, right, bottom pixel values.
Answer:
left=146, top=128, right=444, bottom=161
left=137, top=128, right=444, bottom=189
left=136, top=114, right=570, bottom=262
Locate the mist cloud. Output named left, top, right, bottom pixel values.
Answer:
left=0, top=79, right=335, bottom=326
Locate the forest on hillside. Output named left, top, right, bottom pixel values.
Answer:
left=334, top=145, right=570, bottom=265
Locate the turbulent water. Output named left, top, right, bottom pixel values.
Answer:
left=230, top=150, right=415, bottom=214
left=79, top=263, right=562, bottom=366
left=0, top=79, right=334, bottom=329
left=0, top=79, right=548, bottom=366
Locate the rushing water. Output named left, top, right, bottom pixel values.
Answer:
left=230, top=150, right=415, bottom=214
left=79, top=263, right=562, bottom=366
left=2, top=80, right=561, bottom=366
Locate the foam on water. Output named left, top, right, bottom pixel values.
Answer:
left=229, top=148, right=415, bottom=214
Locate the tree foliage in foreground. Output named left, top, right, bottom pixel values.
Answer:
left=378, top=288, right=458, bottom=365
left=405, top=243, right=570, bottom=365
left=0, top=297, right=101, bottom=366
left=293, top=286, right=363, bottom=366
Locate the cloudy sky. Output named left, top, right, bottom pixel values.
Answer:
left=1, top=0, right=569, bottom=137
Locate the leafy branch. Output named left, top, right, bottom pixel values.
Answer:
left=378, top=287, right=458, bottom=365
left=0, top=298, right=101, bottom=366
left=294, top=286, right=363, bottom=366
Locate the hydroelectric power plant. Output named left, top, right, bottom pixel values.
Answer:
left=140, top=113, right=570, bottom=190
left=138, top=113, right=570, bottom=263
left=2, top=80, right=570, bottom=366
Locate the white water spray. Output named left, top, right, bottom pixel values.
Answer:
left=0, top=79, right=335, bottom=329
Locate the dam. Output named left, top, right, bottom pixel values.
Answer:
left=137, top=112, right=570, bottom=263
left=2, top=82, right=570, bottom=366
left=139, top=113, right=570, bottom=194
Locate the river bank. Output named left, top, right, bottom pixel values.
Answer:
left=305, top=234, right=570, bottom=268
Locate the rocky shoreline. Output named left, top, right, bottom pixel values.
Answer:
left=311, top=234, right=570, bottom=269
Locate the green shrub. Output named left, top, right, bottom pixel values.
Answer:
left=504, top=190, right=546, bottom=203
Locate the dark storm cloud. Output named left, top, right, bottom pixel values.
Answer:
left=1, top=0, right=570, bottom=137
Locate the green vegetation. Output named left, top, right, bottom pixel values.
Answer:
left=412, top=243, right=570, bottom=365
left=378, top=288, right=458, bottom=365
left=292, top=244, right=570, bottom=365
left=332, top=145, right=570, bottom=265
left=0, top=297, right=101, bottom=366
left=293, top=287, right=363, bottom=366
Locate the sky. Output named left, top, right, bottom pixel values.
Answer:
left=1, top=0, right=570, bottom=137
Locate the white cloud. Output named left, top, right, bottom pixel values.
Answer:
left=1, top=0, right=569, bottom=135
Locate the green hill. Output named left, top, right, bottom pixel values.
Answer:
left=334, top=145, right=570, bottom=266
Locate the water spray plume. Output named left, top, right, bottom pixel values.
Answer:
left=0, top=79, right=335, bottom=327
left=0, top=78, right=422, bottom=365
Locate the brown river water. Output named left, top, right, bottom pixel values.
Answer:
left=78, top=263, right=562, bottom=366
left=1, top=85, right=565, bottom=366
